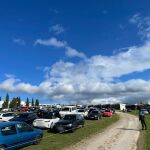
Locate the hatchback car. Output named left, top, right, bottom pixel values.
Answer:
left=9, top=112, right=38, bottom=125
left=0, top=113, right=16, bottom=122
left=87, top=110, right=102, bottom=120
left=0, top=121, right=43, bottom=150
left=102, top=109, right=113, bottom=117
left=53, top=114, right=84, bottom=133
left=33, top=112, right=60, bottom=129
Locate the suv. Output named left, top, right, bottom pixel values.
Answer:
left=53, top=114, right=84, bottom=133
left=59, top=106, right=77, bottom=117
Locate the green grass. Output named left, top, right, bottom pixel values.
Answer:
left=22, top=114, right=119, bottom=150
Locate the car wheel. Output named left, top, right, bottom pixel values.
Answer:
left=33, top=135, right=42, bottom=145
left=0, top=145, right=6, bottom=150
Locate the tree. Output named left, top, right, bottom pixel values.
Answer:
left=17, top=97, right=21, bottom=107
left=31, top=98, right=34, bottom=106
left=35, top=99, right=39, bottom=106
left=0, top=96, right=1, bottom=101
left=2, top=93, right=9, bottom=108
left=9, top=97, right=16, bottom=108
left=26, top=98, right=29, bottom=107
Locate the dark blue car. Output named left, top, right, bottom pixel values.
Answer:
left=0, top=121, right=43, bottom=150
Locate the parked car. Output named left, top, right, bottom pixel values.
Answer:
left=76, top=109, right=88, bottom=118
left=87, top=110, right=102, bottom=120
left=0, top=121, right=43, bottom=150
left=0, top=112, right=16, bottom=122
left=33, top=112, right=60, bottom=129
left=59, top=106, right=77, bottom=117
left=140, top=109, right=149, bottom=115
left=19, top=107, right=29, bottom=112
left=102, top=109, right=113, bottom=117
left=53, top=114, right=84, bottom=133
left=9, top=112, right=38, bottom=125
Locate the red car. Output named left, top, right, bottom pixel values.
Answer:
left=19, top=107, right=29, bottom=111
left=102, top=109, right=113, bottom=117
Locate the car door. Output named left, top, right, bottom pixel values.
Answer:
left=1, top=124, right=21, bottom=149
left=16, top=122, right=37, bottom=146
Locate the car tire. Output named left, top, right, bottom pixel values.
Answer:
left=0, top=145, right=6, bottom=150
left=33, top=135, right=42, bottom=145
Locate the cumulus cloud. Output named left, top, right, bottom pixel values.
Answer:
left=49, top=24, right=64, bottom=35
left=13, top=38, right=25, bottom=45
left=3, top=14, right=150, bottom=104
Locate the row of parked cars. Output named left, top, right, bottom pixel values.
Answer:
left=0, top=106, right=115, bottom=149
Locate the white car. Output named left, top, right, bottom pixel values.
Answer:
left=77, top=109, right=88, bottom=118
left=33, top=112, right=60, bottom=129
left=59, top=106, right=77, bottom=117
left=0, top=112, right=16, bottom=121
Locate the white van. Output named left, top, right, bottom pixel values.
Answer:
left=59, top=106, right=77, bottom=117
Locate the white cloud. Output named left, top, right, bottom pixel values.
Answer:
left=49, top=24, right=64, bottom=35
left=4, top=14, right=150, bottom=104
left=13, top=38, right=25, bottom=45
left=130, top=13, right=150, bottom=39
left=65, top=47, right=86, bottom=59
left=34, top=37, right=67, bottom=48
left=34, top=37, right=86, bottom=59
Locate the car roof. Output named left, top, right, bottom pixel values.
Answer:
left=0, top=121, right=23, bottom=128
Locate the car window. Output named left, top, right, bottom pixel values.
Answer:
left=1, top=125, right=17, bottom=136
left=2, top=113, right=14, bottom=117
left=61, top=108, right=70, bottom=111
left=63, top=115, right=76, bottom=120
left=16, top=123, right=33, bottom=133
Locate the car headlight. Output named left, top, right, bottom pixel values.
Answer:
left=95, top=115, right=98, bottom=117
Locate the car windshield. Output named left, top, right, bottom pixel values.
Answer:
left=91, top=111, right=98, bottom=114
left=78, top=109, right=84, bottom=112
left=41, top=112, right=56, bottom=119
left=61, top=108, right=70, bottom=111
left=105, top=110, right=111, bottom=112
left=17, top=113, right=29, bottom=118
left=63, top=115, right=76, bottom=120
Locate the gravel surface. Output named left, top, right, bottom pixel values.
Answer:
left=65, top=112, right=140, bottom=150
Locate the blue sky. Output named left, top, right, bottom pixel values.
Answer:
left=1, top=0, right=150, bottom=104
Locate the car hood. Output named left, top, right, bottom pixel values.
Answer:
left=56, top=120, right=73, bottom=125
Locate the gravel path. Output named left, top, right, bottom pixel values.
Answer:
left=65, top=112, right=140, bottom=150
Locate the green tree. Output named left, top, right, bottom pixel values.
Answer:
left=35, top=99, right=39, bottom=106
left=31, top=98, right=34, bottom=106
left=9, top=97, right=16, bottom=108
left=2, top=93, right=9, bottom=108
left=0, top=96, right=1, bottom=101
left=17, top=97, right=21, bottom=107
left=26, top=98, right=29, bottom=107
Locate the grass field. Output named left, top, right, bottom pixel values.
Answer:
left=129, top=110, right=150, bottom=150
left=22, top=114, right=119, bottom=150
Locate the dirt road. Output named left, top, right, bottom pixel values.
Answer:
left=65, top=112, right=140, bottom=150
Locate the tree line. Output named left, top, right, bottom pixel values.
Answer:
left=0, top=94, right=40, bottom=108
